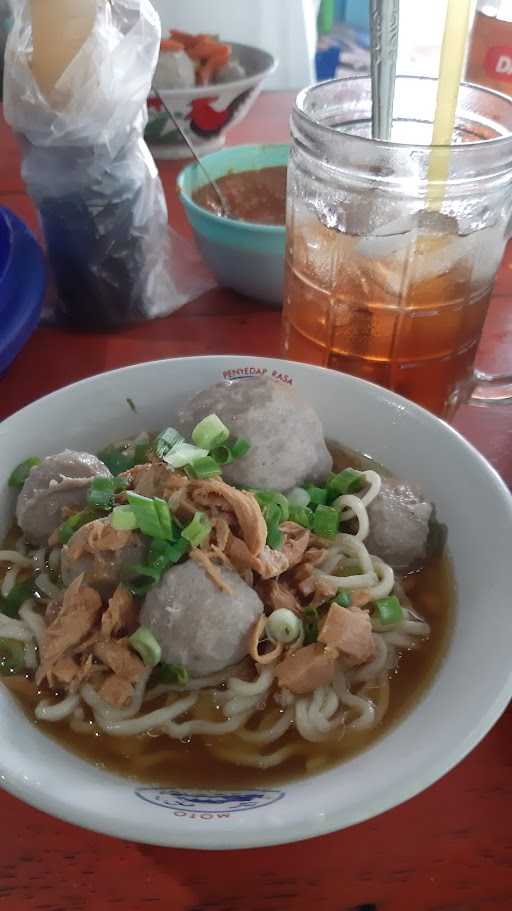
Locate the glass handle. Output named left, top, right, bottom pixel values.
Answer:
left=469, top=369, right=512, bottom=406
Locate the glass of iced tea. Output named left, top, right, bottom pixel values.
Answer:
left=282, top=76, right=512, bottom=417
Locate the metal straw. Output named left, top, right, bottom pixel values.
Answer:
left=152, top=88, right=230, bottom=216
left=369, top=0, right=400, bottom=141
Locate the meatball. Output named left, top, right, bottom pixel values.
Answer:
left=16, top=450, right=111, bottom=545
left=153, top=49, right=196, bottom=91
left=366, top=479, right=433, bottom=573
left=214, top=61, right=247, bottom=83
left=61, top=518, right=147, bottom=600
left=140, top=561, right=263, bottom=677
left=176, top=377, right=332, bottom=492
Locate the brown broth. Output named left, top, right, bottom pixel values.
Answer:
left=1, top=447, right=454, bottom=787
left=192, top=166, right=287, bottom=225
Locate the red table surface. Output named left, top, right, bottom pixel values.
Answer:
left=1, top=91, right=512, bottom=911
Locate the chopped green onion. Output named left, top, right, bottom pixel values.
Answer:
left=229, top=437, right=250, bottom=460
left=154, top=498, right=174, bottom=539
left=129, top=626, right=162, bottom=667
left=327, top=468, right=364, bottom=500
left=303, top=606, right=320, bottom=645
left=58, top=508, right=98, bottom=545
left=154, top=427, right=184, bottom=460
left=374, top=595, right=403, bottom=626
left=86, top=476, right=128, bottom=511
left=187, top=456, right=221, bottom=479
left=115, top=476, right=130, bottom=491
left=159, top=537, right=189, bottom=564
left=142, top=538, right=189, bottom=579
left=134, top=440, right=150, bottom=464
left=128, top=563, right=161, bottom=583
left=211, top=437, right=251, bottom=465
left=335, top=590, right=352, bottom=608
left=8, top=457, right=41, bottom=489
left=266, top=523, right=283, bottom=550
left=126, top=539, right=183, bottom=594
left=305, top=484, right=328, bottom=506
left=289, top=505, right=314, bottom=529
left=164, top=442, right=209, bottom=469
left=129, top=578, right=155, bottom=597
left=287, top=487, right=311, bottom=508
left=182, top=512, right=211, bottom=547
left=111, top=505, right=137, bottom=531
left=146, top=539, right=173, bottom=574
left=312, top=505, right=339, bottom=538
left=211, top=445, right=232, bottom=465
left=128, top=537, right=191, bottom=596
left=0, top=638, right=26, bottom=676
left=0, top=578, right=35, bottom=619
left=266, top=609, right=302, bottom=644
left=191, top=414, right=230, bottom=450
left=259, top=500, right=286, bottom=549
left=255, top=491, right=289, bottom=522
left=156, top=662, right=189, bottom=686
left=97, top=445, right=135, bottom=476
left=272, top=493, right=290, bottom=521
left=126, top=492, right=175, bottom=540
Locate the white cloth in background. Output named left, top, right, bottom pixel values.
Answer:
left=152, top=0, right=321, bottom=90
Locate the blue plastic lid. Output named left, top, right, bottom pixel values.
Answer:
left=0, top=207, right=47, bottom=376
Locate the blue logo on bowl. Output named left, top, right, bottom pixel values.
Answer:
left=135, top=788, right=285, bottom=817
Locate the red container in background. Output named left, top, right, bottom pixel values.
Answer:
left=466, top=2, right=512, bottom=94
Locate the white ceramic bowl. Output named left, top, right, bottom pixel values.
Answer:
left=145, top=43, right=276, bottom=160
left=1, top=356, right=511, bottom=849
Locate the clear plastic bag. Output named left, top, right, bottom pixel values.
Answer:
left=3, top=0, right=214, bottom=329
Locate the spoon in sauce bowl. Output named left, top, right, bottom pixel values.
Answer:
left=151, top=88, right=231, bottom=217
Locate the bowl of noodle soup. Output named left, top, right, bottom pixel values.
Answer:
left=0, top=355, right=511, bottom=849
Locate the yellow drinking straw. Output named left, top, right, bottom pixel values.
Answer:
left=427, top=0, right=473, bottom=207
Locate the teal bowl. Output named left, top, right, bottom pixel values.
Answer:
left=177, top=143, right=288, bottom=307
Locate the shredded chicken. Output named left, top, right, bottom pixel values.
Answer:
left=207, top=544, right=233, bottom=569
left=36, top=575, right=102, bottom=686
left=98, top=674, right=134, bottom=708
left=225, top=533, right=262, bottom=574
left=52, top=654, right=95, bottom=691
left=211, top=516, right=230, bottom=551
left=45, top=599, right=62, bottom=625
left=189, top=479, right=266, bottom=556
left=120, top=463, right=188, bottom=499
left=225, top=523, right=317, bottom=587
left=190, top=547, right=232, bottom=593
left=37, top=577, right=143, bottom=700
left=101, top=584, right=138, bottom=638
left=318, top=604, right=375, bottom=667
left=51, top=656, right=80, bottom=686
left=309, top=578, right=339, bottom=609
left=280, top=522, right=311, bottom=569
left=303, top=546, right=328, bottom=567
left=256, top=579, right=301, bottom=615
left=276, top=643, right=338, bottom=694
left=68, top=521, right=133, bottom=560
left=254, top=546, right=291, bottom=580
left=93, top=639, right=145, bottom=683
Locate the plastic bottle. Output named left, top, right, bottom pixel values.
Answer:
left=30, top=0, right=96, bottom=100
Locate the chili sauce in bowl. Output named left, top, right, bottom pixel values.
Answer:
left=178, top=144, right=288, bottom=306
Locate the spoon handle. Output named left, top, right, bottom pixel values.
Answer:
left=152, top=88, right=230, bottom=216
left=370, top=0, right=400, bottom=141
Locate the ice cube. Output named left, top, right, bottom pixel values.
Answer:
left=417, top=210, right=459, bottom=237
left=356, top=214, right=416, bottom=258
